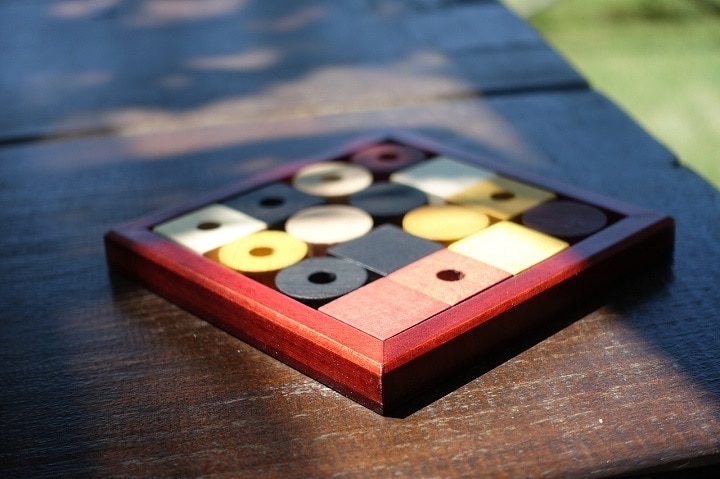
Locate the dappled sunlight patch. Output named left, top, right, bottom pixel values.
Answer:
left=187, top=48, right=281, bottom=72
left=51, top=0, right=120, bottom=19
left=131, top=0, right=248, bottom=26
left=251, top=5, right=327, bottom=32
left=51, top=0, right=249, bottom=26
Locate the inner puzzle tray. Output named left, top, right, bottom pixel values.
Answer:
left=104, top=132, right=674, bottom=415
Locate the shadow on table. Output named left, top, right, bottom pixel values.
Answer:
left=98, top=125, right=720, bottom=419
left=4, top=0, right=719, bottom=475
left=1, top=0, right=583, bottom=142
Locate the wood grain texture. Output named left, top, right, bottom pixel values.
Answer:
left=1, top=48, right=719, bottom=479
left=0, top=0, right=584, bottom=141
left=103, top=130, right=673, bottom=413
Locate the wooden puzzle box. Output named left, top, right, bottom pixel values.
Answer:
left=104, top=132, right=674, bottom=415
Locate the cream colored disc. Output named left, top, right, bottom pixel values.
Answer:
left=292, top=162, right=373, bottom=199
left=285, top=205, right=373, bottom=248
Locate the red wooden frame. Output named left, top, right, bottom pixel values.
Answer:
left=104, top=132, right=674, bottom=415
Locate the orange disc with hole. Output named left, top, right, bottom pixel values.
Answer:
left=216, top=230, right=308, bottom=274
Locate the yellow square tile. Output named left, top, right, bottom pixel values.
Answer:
left=448, top=221, right=569, bottom=274
left=448, top=176, right=555, bottom=219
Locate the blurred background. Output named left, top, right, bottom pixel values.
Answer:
left=503, top=0, right=720, bottom=190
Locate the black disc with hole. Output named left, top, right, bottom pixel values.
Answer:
left=275, top=257, right=369, bottom=307
left=223, top=182, right=324, bottom=228
left=350, top=144, right=425, bottom=177
left=521, top=200, right=608, bottom=241
left=348, top=182, right=428, bottom=223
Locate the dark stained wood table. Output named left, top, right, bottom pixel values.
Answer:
left=2, top=1, right=719, bottom=478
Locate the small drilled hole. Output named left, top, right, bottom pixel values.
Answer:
left=197, top=221, right=221, bottom=230
left=260, top=196, right=284, bottom=207
left=491, top=190, right=515, bottom=201
left=378, top=152, right=399, bottom=162
left=249, top=247, right=274, bottom=257
left=308, top=271, right=337, bottom=284
left=320, top=173, right=342, bottom=182
left=436, top=269, right=465, bottom=282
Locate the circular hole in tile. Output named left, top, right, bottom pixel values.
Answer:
left=378, top=152, right=399, bottom=162
left=436, top=269, right=465, bottom=282
left=249, top=247, right=274, bottom=257
left=260, top=196, right=285, bottom=207
left=491, top=191, right=515, bottom=201
left=308, top=271, right=337, bottom=284
left=320, top=174, right=343, bottom=183
left=197, top=221, right=221, bottom=230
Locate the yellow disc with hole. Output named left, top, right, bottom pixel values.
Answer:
left=216, top=230, right=308, bottom=274
left=402, top=205, right=490, bottom=244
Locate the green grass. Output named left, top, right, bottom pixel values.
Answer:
left=504, top=0, right=720, bottom=190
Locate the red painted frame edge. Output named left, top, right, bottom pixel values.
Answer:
left=104, top=132, right=675, bottom=415
left=381, top=214, right=674, bottom=411
left=105, top=228, right=386, bottom=411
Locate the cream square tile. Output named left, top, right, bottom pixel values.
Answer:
left=449, top=221, right=568, bottom=274
left=153, top=204, right=266, bottom=254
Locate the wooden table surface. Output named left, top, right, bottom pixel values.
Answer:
left=2, top=1, right=719, bottom=478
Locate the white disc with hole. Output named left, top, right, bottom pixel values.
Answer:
left=285, top=205, right=373, bottom=249
left=291, top=162, right=373, bottom=199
